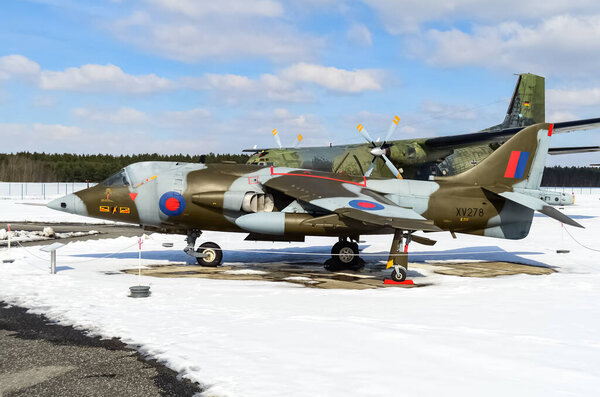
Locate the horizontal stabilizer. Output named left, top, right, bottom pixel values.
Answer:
left=485, top=188, right=584, bottom=228
left=549, top=146, right=600, bottom=155
left=553, top=117, right=600, bottom=134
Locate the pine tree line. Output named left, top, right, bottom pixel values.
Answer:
left=0, top=152, right=250, bottom=182
left=540, top=166, right=600, bottom=187
left=0, top=153, right=598, bottom=185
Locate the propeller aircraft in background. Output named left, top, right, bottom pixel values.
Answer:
left=245, top=73, right=600, bottom=206
left=48, top=123, right=582, bottom=281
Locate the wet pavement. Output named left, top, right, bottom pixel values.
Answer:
left=0, top=302, right=203, bottom=396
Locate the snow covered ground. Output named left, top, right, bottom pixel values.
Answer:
left=0, top=195, right=599, bottom=396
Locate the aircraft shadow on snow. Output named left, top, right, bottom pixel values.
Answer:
left=72, top=244, right=551, bottom=269
left=533, top=214, right=595, bottom=220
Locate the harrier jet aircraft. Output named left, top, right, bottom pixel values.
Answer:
left=48, top=123, right=582, bottom=281
left=245, top=73, right=600, bottom=189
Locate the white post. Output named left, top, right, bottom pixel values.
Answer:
left=6, top=224, right=11, bottom=261
left=138, top=236, right=143, bottom=286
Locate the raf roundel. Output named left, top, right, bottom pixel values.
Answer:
left=159, top=191, right=186, bottom=216
left=348, top=199, right=384, bottom=211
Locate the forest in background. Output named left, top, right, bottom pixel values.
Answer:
left=0, top=152, right=250, bottom=182
left=0, top=152, right=598, bottom=186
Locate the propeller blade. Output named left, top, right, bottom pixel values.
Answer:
left=272, top=129, right=282, bottom=149
left=294, top=134, right=303, bottom=148
left=356, top=124, right=374, bottom=144
left=382, top=154, right=402, bottom=179
left=364, top=157, right=377, bottom=177
left=383, top=115, right=400, bottom=143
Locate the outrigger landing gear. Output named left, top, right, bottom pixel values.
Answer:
left=325, top=237, right=364, bottom=271
left=184, top=229, right=223, bottom=267
left=387, top=229, right=412, bottom=282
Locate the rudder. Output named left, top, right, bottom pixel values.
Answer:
left=484, top=73, right=545, bottom=131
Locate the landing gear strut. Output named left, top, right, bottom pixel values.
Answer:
left=325, top=237, right=364, bottom=271
left=387, top=229, right=412, bottom=282
left=184, top=229, right=223, bottom=267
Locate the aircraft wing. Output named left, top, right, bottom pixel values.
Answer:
left=548, top=146, right=600, bottom=155
left=483, top=188, right=583, bottom=228
left=424, top=117, right=600, bottom=149
left=264, top=169, right=441, bottom=231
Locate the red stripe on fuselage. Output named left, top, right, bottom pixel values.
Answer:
left=548, top=123, right=554, bottom=136
left=504, top=151, right=521, bottom=178
left=270, top=166, right=367, bottom=187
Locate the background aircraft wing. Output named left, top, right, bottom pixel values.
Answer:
left=424, top=117, right=600, bottom=149
left=264, top=169, right=441, bottom=231
left=548, top=146, right=600, bottom=155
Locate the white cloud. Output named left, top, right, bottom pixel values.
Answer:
left=548, top=87, right=600, bottom=108
left=197, top=74, right=256, bottom=91
left=0, top=55, right=40, bottom=80
left=547, top=111, right=577, bottom=123
left=280, top=63, right=382, bottom=93
left=40, top=64, right=173, bottom=94
left=1, top=55, right=174, bottom=95
left=0, top=123, right=85, bottom=150
left=409, top=15, right=600, bottom=76
left=111, top=2, right=321, bottom=62
left=147, top=0, right=284, bottom=18
left=347, top=24, right=373, bottom=46
left=32, top=123, right=82, bottom=139
left=182, top=63, right=381, bottom=105
left=361, top=0, right=600, bottom=34
left=72, top=107, right=150, bottom=124
left=0, top=54, right=377, bottom=104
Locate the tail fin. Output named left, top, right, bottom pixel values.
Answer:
left=484, top=73, right=545, bottom=131
left=440, top=123, right=552, bottom=189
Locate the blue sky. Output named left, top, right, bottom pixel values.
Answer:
left=0, top=0, right=599, bottom=166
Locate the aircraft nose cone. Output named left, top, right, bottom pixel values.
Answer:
left=47, top=194, right=88, bottom=216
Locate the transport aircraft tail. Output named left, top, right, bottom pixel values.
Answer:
left=483, top=73, right=545, bottom=132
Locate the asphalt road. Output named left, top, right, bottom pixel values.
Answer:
left=0, top=302, right=203, bottom=396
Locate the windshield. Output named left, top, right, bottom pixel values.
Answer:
left=103, top=169, right=130, bottom=187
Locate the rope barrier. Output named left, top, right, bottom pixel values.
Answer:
left=224, top=248, right=511, bottom=258
left=563, top=227, right=600, bottom=252
left=14, top=239, right=140, bottom=264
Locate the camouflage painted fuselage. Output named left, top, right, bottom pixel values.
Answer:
left=246, top=73, right=545, bottom=179
left=58, top=162, right=528, bottom=240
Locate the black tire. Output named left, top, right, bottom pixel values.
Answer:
left=331, top=241, right=359, bottom=268
left=331, top=241, right=359, bottom=255
left=390, top=266, right=407, bottom=282
left=196, top=242, right=223, bottom=267
left=331, top=241, right=344, bottom=255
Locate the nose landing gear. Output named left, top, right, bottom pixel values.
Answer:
left=386, top=229, right=411, bottom=282
left=184, top=229, right=223, bottom=267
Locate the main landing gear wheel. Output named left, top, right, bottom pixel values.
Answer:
left=325, top=240, right=363, bottom=271
left=331, top=241, right=359, bottom=256
left=391, top=266, right=407, bottom=282
left=196, top=242, right=223, bottom=267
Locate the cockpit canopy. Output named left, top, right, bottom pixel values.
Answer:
left=103, top=169, right=130, bottom=187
